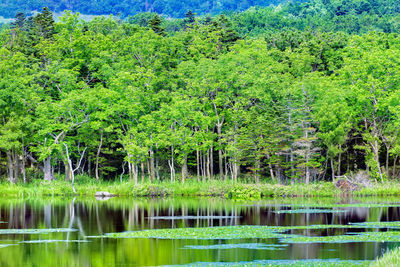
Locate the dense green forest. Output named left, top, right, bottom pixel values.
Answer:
left=1, top=0, right=400, bottom=187
left=0, top=0, right=308, bottom=18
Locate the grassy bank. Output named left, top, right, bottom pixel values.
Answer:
left=1, top=176, right=400, bottom=198
left=371, top=247, right=400, bottom=267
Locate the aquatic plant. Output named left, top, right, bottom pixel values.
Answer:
left=274, top=209, right=347, bottom=214
left=147, top=216, right=241, bottom=220
left=166, top=259, right=370, bottom=266
left=281, top=231, right=400, bottom=243
left=103, top=226, right=290, bottom=239
left=182, top=243, right=288, bottom=250
left=98, top=224, right=377, bottom=240
left=0, top=228, right=77, bottom=235
left=19, top=239, right=90, bottom=244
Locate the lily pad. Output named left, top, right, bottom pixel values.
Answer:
left=350, top=221, right=400, bottom=229
left=0, top=228, right=77, bottom=235
left=274, top=209, right=347, bottom=214
left=281, top=231, right=400, bottom=243
left=147, top=216, right=241, bottom=220
left=103, top=226, right=290, bottom=240
left=19, top=239, right=90, bottom=244
left=182, top=243, right=288, bottom=250
left=165, top=259, right=370, bottom=266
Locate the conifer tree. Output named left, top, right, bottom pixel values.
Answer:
left=148, top=14, right=166, bottom=36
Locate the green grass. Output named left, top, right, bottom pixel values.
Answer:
left=371, top=247, right=400, bottom=267
left=3, top=175, right=400, bottom=198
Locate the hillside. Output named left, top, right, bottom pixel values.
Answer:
left=0, top=0, right=307, bottom=18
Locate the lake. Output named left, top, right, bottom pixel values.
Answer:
left=0, top=197, right=399, bottom=266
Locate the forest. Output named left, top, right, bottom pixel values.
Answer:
left=0, top=0, right=309, bottom=18
left=1, top=0, right=400, bottom=188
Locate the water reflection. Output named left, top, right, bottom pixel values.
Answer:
left=0, top=197, right=399, bottom=266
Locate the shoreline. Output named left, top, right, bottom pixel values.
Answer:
left=1, top=179, right=400, bottom=199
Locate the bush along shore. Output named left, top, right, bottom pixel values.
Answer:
left=2, top=176, right=400, bottom=199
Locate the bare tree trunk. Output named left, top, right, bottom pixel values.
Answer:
left=331, top=158, right=335, bottom=182
left=206, top=150, right=210, bottom=180
left=210, top=146, right=214, bottom=178
left=266, top=154, right=275, bottom=181
left=6, top=151, right=15, bottom=184
left=156, top=155, right=160, bottom=180
left=149, top=149, right=155, bottom=181
left=44, top=156, right=53, bottom=182
left=168, top=145, right=175, bottom=182
left=64, top=144, right=86, bottom=193
left=14, top=151, right=20, bottom=180
left=88, top=155, right=91, bottom=177
left=64, top=162, right=71, bottom=182
left=386, top=148, right=390, bottom=177
left=128, top=160, right=132, bottom=182
left=196, top=149, right=200, bottom=182
left=255, top=159, right=260, bottom=184
left=95, top=131, right=103, bottom=181
left=22, top=147, right=26, bottom=183
left=181, top=155, right=187, bottom=183
left=224, top=155, right=228, bottom=181
left=141, top=162, right=145, bottom=183
left=134, top=164, right=138, bottom=184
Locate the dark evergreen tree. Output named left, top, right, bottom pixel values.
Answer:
left=184, top=10, right=196, bottom=28
left=12, top=12, right=26, bottom=29
left=33, top=7, right=55, bottom=39
left=148, top=14, right=166, bottom=36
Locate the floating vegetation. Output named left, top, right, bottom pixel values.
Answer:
left=19, top=239, right=90, bottom=244
left=274, top=209, right=347, bottom=214
left=350, top=221, right=400, bottom=229
left=0, top=228, right=77, bottom=235
left=182, top=243, right=288, bottom=250
left=147, top=216, right=241, bottom=220
left=166, top=259, right=370, bottom=266
left=100, top=224, right=368, bottom=240
left=103, top=226, right=290, bottom=240
left=281, top=231, right=400, bottom=243
left=280, top=203, right=400, bottom=208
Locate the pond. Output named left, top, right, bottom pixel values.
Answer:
left=0, top=197, right=400, bottom=266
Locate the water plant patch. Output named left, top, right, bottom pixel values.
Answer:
left=166, top=259, right=370, bottom=266
left=281, top=231, right=400, bottom=243
left=182, top=243, right=288, bottom=250
left=147, top=216, right=241, bottom=220
left=0, top=228, right=78, bottom=234
left=274, top=209, right=347, bottom=214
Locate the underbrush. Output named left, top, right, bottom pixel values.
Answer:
left=1, top=175, right=400, bottom=199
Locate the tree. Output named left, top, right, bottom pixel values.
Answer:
left=148, top=14, right=166, bottom=36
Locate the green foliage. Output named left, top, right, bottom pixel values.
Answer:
left=2, top=3, right=400, bottom=189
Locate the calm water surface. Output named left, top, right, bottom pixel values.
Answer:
left=0, top=197, right=399, bottom=266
